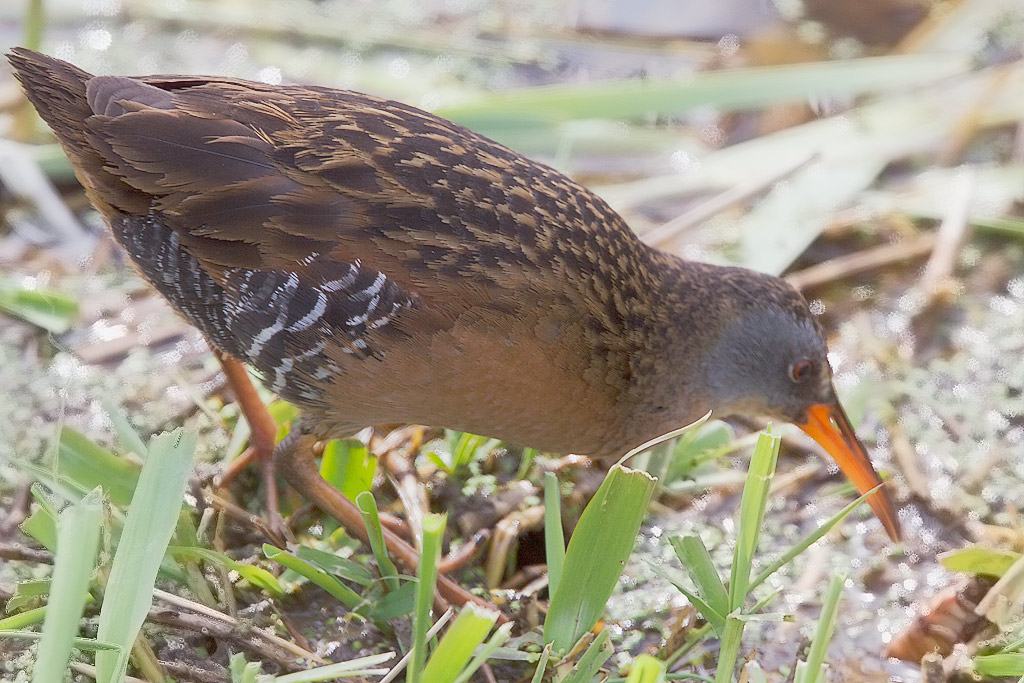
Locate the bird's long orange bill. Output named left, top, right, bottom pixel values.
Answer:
left=798, top=402, right=901, bottom=542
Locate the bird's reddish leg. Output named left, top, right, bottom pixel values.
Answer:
left=215, top=352, right=281, bottom=528
left=274, top=427, right=508, bottom=621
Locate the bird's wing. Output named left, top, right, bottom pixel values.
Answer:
left=80, top=74, right=646, bottom=311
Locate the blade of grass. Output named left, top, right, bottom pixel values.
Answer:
left=0, top=606, right=49, bottom=630
left=715, top=430, right=781, bottom=683
left=409, top=513, right=447, bottom=683
left=320, top=439, right=376, bottom=501
left=168, top=546, right=282, bottom=596
left=95, top=429, right=196, bottom=683
left=271, top=653, right=396, bottom=682
left=295, top=546, right=375, bottom=586
left=939, top=546, right=1021, bottom=578
left=379, top=609, right=453, bottom=683
left=228, top=653, right=262, bottom=683
left=0, top=631, right=119, bottom=651
left=650, top=563, right=726, bottom=635
left=420, top=603, right=499, bottom=683
left=0, top=281, right=78, bottom=333
left=728, top=430, right=781, bottom=610
left=56, top=427, right=140, bottom=507
left=561, top=629, right=613, bottom=683
left=746, top=485, right=879, bottom=595
left=356, top=492, right=400, bottom=593
left=543, top=472, right=565, bottom=599
left=973, top=654, right=1024, bottom=677
left=439, top=54, right=969, bottom=127
left=451, top=621, right=514, bottom=683
left=21, top=485, right=58, bottom=551
left=102, top=401, right=148, bottom=460
left=33, top=488, right=104, bottom=683
left=263, top=545, right=363, bottom=610
left=669, top=536, right=729, bottom=626
left=544, top=465, right=656, bottom=651
left=529, top=644, right=552, bottom=683
left=626, top=654, right=667, bottom=683
left=795, top=574, right=844, bottom=683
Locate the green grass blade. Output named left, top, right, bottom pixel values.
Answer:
left=56, top=427, right=140, bottom=508
left=728, top=430, right=780, bottom=611
left=229, top=652, right=262, bottom=683
left=356, top=492, right=400, bottom=592
left=263, top=545, right=363, bottom=609
left=747, top=486, right=879, bottom=595
left=21, top=485, right=58, bottom=551
left=451, top=622, right=514, bottom=683
left=271, top=653, right=396, bottom=682
left=0, top=281, right=78, bottom=333
left=939, top=546, right=1021, bottom=578
left=544, top=465, right=656, bottom=651
left=409, top=513, right=447, bottom=683
left=320, top=439, right=376, bottom=501
left=7, top=579, right=54, bottom=613
left=543, top=472, right=565, bottom=599
left=295, top=546, right=375, bottom=586
left=0, top=631, right=119, bottom=651
left=529, top=644, right=552, bottom=683
left=439, top=55, right=968, bottom=128
left=101, top=400, right=148, bottom=460
left=168, top=546, right=283, bottom=596
left=973, top=654, right=1024, bottom=677
left=0, top=607, right=48, bottom=630
left=713, top=616, right=745, bottom=683
left=32, top=488, right=103, bottom=683
left=795, top=574, right=844, bottom=683
left=95, top=428, right=196, bottom=683
left=626, top=654, right=667, bottom=683
left=562, top=629, right=613, bottom=683
left=421, top=603, right=499, bottom=683
left=669, top=536, right=729, bottom=623
left=651, top=564, right=726, bottom=635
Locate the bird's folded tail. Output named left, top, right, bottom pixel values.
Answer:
left=8, top=49, right=98, bottom=169
left=7, top=48, right=167, bottom=217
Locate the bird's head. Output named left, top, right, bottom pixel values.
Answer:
left=696, top=270, right=901, bottom=541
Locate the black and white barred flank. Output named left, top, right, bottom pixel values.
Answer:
left=115, top=212, right=413, bottom=405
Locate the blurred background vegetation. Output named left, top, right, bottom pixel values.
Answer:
left=2, top=0, right=1024, bottom=681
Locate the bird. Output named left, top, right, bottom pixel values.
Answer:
left=9, top=48, right=901, bottom=547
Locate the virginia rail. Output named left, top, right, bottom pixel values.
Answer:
left=9, top=50, right=901, bottom=553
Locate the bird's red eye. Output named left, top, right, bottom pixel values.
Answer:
left=790, top=359, right=814, bottom=382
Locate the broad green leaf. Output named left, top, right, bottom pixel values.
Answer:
left=544, top=465, right=656, bottom=650
left=939, top=546, right=1021, bottom=578
left=320, top=439, right=376, bottom=501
